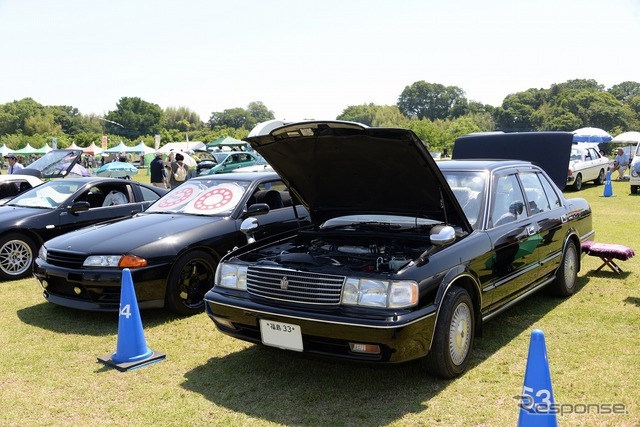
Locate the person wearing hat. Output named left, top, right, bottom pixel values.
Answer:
left=5, top=154, right=24, bottom=174
left=612, top=147, right=629, bottom=180
left=149, top=151, right=166, bottom=188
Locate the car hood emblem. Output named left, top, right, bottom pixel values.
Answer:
left=280, top=276, right=289, bottom=290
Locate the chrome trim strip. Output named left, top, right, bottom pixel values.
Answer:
left=482, top=276, right=554, bottom=322
left=209, top=300, right=436, bottom=329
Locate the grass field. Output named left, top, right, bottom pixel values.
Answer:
left=0, top=177, right=638, bottom=426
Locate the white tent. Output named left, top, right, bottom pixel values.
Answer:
left=68, top=142, right=83, bottom=150
left=0, top=144, right=12, bottom=156
left=611, top=131, right=640, bottom=144
left=157, top=141, right=206, bottom=153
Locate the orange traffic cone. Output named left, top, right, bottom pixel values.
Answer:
left=98, top=268, right=165, bottom=371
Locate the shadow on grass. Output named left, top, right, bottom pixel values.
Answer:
left=181, top=279, right=586, bottom=426
left=15, top=302, right=181, bottom=336
left=624, top=296, right=640, bottom=307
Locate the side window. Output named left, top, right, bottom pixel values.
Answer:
left=520, top=171, right=547, bottom=214
left=490, top=173, right=526, bottom=228
left=248, top=180, right=290, bottom=210
left=538, top=173, right=561, bottom=209
left=140, top=186, right=162, bottom=202
left=78, top=184, right=131, bottom=207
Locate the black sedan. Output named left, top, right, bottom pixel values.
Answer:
left=34, top=173, right=310, bottom=315
left=203, top=121, right=594, bottom=379
left=0, top=177, right=166, bottom=280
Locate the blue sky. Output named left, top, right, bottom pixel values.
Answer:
left=1, top=0, right=639, bottom=122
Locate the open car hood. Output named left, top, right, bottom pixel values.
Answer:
left=452, top=132, right=573, bottom=190
left=14, top=149, right=83, bottom=179
left=245, top=121, right=469, bottom=228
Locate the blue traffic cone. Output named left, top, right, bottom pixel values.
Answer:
left=603, top=170, right=613, bottom=197
left=517, top=329, right=557, bottom=426
left=98, top=268, right=165, bottom=371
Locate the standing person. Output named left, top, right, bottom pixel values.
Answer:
left=168, top=153, right=188, bottom=189
left=5, top=154, right=24, bottom=174
left=612, top=147, right=629, bottom=180
left=150, top=152, right=166, bottom=188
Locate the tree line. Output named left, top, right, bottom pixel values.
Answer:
left=1, top=79, right=638, bottom=154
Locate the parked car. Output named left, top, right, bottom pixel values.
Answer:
left=0, top=149, right=85, bottom=204
left=198, top=152, right=259, bottom=175
left=566, top=143, right=609, bottom=190
left=34, top=172, right=310, bottom=315
left=630, top=142, right=640, bottom=194
left=203, top=122, right=593, bottom=379
left=231, top=155, right=274, bottom=173
left=0, top=177, right=166, bottom=280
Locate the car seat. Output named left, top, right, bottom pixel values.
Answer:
left=85, top=192, right=103, bottom=208
left=263, top=190, right=284, bottom=209
left=102, top=190, right=128, bottom=206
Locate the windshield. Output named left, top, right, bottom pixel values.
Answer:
left=8, top=180, right=83, bottom=208
left=570, top=149, right=582, bottom=161
left=212, top=153, right=231, bottom=163
left=146, top=178, right=250, bottom=215
left=25, top=149, right=82, bottom=177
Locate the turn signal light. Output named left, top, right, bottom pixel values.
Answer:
left=118, top=255, right=148, bottom=268
left=349, top=343, right=381, bottom=354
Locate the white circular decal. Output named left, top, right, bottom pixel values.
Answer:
left=157, top=184, right=200, bottom=208
left=184, top=184, right=243, bottom=214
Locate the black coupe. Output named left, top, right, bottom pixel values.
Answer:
left=203, top=121, right=594, bottom=378
left=0, top=177, right=166, bottom=280
left=34, top=172, right=309, bottom=315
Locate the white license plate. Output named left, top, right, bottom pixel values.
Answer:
left=260, top=319, right=303, bottom=352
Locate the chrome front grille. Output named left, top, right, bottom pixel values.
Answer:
left=246, top=266, right=345, bottom=305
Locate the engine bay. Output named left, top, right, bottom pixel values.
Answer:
left=241, top=228, right=433, bottom=275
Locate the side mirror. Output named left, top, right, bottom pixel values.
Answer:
left=68, top=201, right=91, bottom=213
left=243, top=202, right=270, bottom=218
left=430, top=225, right=456, bottom=246
left=240, top=217, right=259, bottom=244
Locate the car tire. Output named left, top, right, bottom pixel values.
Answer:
left=165, top=250, right=218, bottom=315
left=594, top=169, right=605, bottom=185
left=422, top=286, right=474, bottom=379
left=0, top=233, right=37, bottom=280
left=550, top=240, right=578, bottom=297
left=572, top=173, right=583, bottom=191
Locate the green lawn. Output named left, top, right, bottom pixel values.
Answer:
left=1, top=179, right=638, bottom=426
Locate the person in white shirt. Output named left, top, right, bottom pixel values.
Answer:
left=5, top=154, right=24, bottom=174
left=612, top=147, right=629, bottom=180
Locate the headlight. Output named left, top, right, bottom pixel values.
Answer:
left=342, top=278, right=418, bottom=308
left=38, top=245, right=47, bottom=261
left=216, top=263, right=247, bottom=290
left=83, top=255, right=123, bottom=267
left=83, top=255, right=148, bottom=268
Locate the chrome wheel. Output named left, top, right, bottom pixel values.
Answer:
left=0, top=236, right=35, bottom=279
left=562, top=243, right=578, bottom=292
left=449, top=302, right=472, bottom=366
